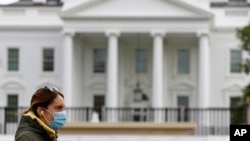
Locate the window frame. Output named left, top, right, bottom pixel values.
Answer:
left=6, top=94, right=18, bottom=123
left=177, top=49, right=190, bottom=74
left=93, top=48, right=107, bottom=73
left=43, top=48, right=54, bottom=72
left=226, top=47, right=245, bottom=79
left=230, top=49, right=242, bottom=73
left=135, top=48, right=148, bottom=73
left=8, top=48, right=19, bottom=71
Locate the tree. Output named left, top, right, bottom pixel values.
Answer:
left=237, top=24, right=250, bottom=74
left=231, top=24, right=250, bottom=124
left=237, top=24, right=250, bottom=101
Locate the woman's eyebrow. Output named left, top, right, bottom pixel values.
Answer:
left=55, top=104, right=65, bottom=108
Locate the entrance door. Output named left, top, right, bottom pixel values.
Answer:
left=177, top=96, right=189, bottom=121
left=93, top=95, right=105, bottom=121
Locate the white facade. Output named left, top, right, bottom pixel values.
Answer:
left=0, top=0, right=250, bottom=109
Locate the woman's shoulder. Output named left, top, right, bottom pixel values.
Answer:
left=15, top=116, right=51, bottom=141
left=15, top=130, right=44, bottom=141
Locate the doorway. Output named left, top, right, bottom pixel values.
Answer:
left=93, top=95, right=105, bottom=121
left=177, top=95, right=189, bottom=121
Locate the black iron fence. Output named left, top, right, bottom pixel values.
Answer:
left=0, top=107, right=247, bottom=135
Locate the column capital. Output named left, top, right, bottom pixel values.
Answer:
left=62, top=29, right=75, bottom=37
left=105, top=30, right=120, bottom=37
left=196, top=30, right=209, bottom=37
left=150, top=30, right=165, bottom=37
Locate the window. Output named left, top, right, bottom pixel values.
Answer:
left=230, top=50, right=242, bottom=73
left=6, top=94, right=18, bottom=122
left=8, top=48, right=19, bottom=71
left=43, top=48, right=54, bottom=71
left=136, top=49, right=147, bottom=73
left=177, top=49, right=190, bottom=74
left=230, top=96, right=246, bottom=124
left=94, top=49, right=106, bottom=73
left=230, top=96, right=241, bottom=108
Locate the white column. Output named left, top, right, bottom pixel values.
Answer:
left=106, top=31, right=120, bottom=122
left=198, top=32, right=210, bottom=108
left=62, top=30, right=75, bottom=108
left=151, top=31, right=165, bottom=123
left=197, top=32, right=210, bottom=135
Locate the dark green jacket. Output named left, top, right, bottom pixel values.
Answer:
left=15, top=115, right=56, bottom=141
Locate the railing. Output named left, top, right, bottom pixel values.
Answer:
left=0, top=107, right=247, bottom=135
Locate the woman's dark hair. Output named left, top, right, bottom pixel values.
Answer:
left=23, top=86, right=64, bottom=116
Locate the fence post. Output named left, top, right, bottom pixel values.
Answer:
left=101, top=106, right=106, bottom=122
left=247, top=103, right=250, bottom=124
left=4, top=107, right=7, bottom=134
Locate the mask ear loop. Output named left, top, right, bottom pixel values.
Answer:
left=41, top=108, right=53, bottom=127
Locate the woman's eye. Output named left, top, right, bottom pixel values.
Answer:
left=57, top=106, right=64, bottom=110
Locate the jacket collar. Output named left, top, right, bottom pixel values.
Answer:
left=24, top=111, right=56, bottom=139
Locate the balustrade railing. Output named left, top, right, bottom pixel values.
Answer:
left=0, top=107, right=246, bottom=135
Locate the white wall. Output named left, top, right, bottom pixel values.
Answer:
left=0, top=29, right=63, bottom=107
left=0, top=135, right=229, bottom=141
left=0, top=6, right=63, bottom=107
left=210, top=29, right=250, bottom=107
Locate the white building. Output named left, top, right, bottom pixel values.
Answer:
left=0, top=0, right=250, bottom=112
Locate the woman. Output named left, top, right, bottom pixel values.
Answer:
left=15, top=86, right=67, bottom=141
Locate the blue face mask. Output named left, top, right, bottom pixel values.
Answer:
left=43, top=109, right=67, bottom=130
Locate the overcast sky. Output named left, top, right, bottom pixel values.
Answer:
left=0, top=0, right=18, bottom=4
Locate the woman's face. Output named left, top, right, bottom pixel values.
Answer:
left=42, top=94, right=65, bottom=122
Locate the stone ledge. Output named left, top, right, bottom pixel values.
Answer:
left=59, top=122, right=196, bottom=135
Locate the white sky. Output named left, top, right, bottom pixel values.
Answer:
left=0, top=0, right=18, bottom=4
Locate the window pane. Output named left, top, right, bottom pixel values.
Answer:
left=136, top=49, right=147, bottom=73
left=43, top=48, right=54, bottom=71
left=230, top=50, right=242, bottom=73
left=7, top=95, right=18, bottom=123
left=94, top=49, right=106, bottom=73
left=177, top=49, right=190, bottom=74
left=8, top=48, right=19, bottom=71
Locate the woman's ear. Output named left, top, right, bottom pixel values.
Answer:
left=36, top=107, right=43, bottom=117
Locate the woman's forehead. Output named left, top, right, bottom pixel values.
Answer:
left=51, top=94, right=65, bottom=106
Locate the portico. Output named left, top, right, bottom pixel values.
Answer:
left=60, top=0, right=212, bottom=121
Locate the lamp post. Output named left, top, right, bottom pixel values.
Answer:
left=134, top=82, right=143, bottom=102
left=133, top=81, right=148, bottom=102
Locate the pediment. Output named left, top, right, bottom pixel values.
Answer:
left=62, top=0, right=212, bottom=19
left=223, top=84, right=243, bottom=92
left=89, top=82, right=106, bottom=90
left=170, top=82, right=195, bottom=91
left=0, top=79, right=26, bottom=89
